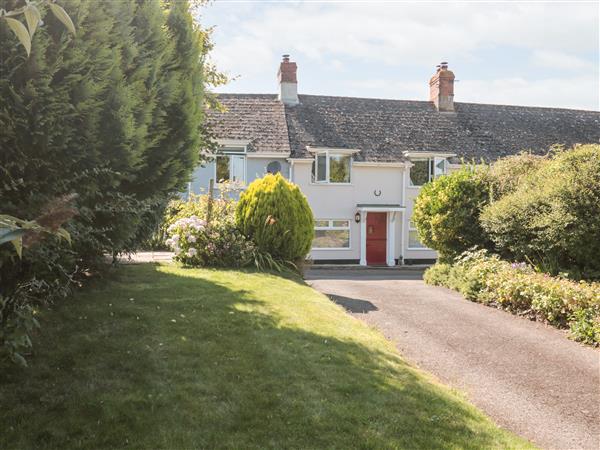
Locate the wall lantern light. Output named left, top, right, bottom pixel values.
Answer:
left=355, top=212, right=361, bottom=223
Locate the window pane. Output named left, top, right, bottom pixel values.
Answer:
left=216, top=155, right=230, bottom=182
left=231, top=155, right=245, bottom=183
left=316, top=154, right=327, bottom=182
left=434, top=157, right=446, bottom=177
left=313, top=229, right=350, bottom=248
left=315, top=220, right=330, bottom=227
left=329, top=155, right=351, bottom=183
left=332, top=220, right=350, bottom=228
left=410, top=160, right=429, bottom=186
left=409, top=230, right=426, bottom=248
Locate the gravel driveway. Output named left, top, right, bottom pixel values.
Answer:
left=305, top=268, right=600, bottom=450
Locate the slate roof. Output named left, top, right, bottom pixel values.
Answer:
left=208, top=94, right=290, bottom=154
left=209, top=93, right=600, bottom=162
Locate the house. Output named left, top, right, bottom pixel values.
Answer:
left=188, top=55, right=600, bottom=266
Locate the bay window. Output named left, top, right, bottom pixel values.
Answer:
left=312, top=151, right=352, bottom=183
left=313, top=219, right=351, bottom=249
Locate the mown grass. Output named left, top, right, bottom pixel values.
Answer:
left=0, top=264, right=533, bottom=449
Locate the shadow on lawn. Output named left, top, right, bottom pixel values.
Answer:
left=0, top=264, right=522, bottom=450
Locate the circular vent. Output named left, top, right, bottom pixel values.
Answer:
left=266, top=161, right=281, bottom=174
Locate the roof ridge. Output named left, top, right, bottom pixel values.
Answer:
left=216, top=92, right=600, bottom=113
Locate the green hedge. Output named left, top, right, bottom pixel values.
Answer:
left=424, top=251, right=600, bottom=345
left=481, top=145, right=600, bottom=279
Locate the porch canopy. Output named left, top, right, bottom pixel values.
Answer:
left=356, top=203, right=405, bottom=212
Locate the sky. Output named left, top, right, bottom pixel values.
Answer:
left=199, top=1, right=600, bottom=111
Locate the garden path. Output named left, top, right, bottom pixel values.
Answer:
left=306, top=268, right=600, bottom=450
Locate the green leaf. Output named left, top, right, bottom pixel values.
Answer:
left=55, top=227, right=71, bottom=244
left=0, top=228, right=26, bottom=245
left=3, top=17, right=31, bottom=56
left=24, top=4, right=41, bottom=39
left=48, top=2, right=76, bottom=36
left=12, top=237, right=23, bottom=258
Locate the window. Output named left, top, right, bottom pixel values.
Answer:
left=409, top=157, right=447, bottom=186
left=313, top=219, right=351, bottom=249
left=312, top=151, right=352, bottom=183
left=215, top=147, right=245, bottom=184
left=408, top=220, right=427, bottom=249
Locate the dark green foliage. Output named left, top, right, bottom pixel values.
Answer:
left=0, top=0, right=208, bottom=255
left=480, top=144, right=600, bottom=279
left=412, top=166, right=492, bottom=260
left=236, top=174, right=314, bottom=262
left=0, top=0, right=213, bottom=363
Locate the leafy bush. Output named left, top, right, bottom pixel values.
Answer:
left=236, top=174, right=314, bottom=263
left=487, top=152, right=547, bottom=199
left=0, top=0, right=219, bottom=365
left=167, top=216, right=256, bottom=268
left=481, top=144, right=600, bottom=279
left=413, top=166, right=492, bottom=261
left=424, top=251, right=600, bottom=345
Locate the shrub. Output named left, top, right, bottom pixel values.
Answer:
left=236, top=174, right=314, bottom=262
left=413, top=166, right=492, bottom=261
left=167, top=216, right=256, bottom=268
left=481, top=144, right=600, bottom=279
left=0, top=0, right=219, bottom=365
left=488, top=152, right=547, bottom=199
left=424, top=251, right=600, bottom=345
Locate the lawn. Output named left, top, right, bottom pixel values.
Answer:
left=0, top=264, right=533, bottom=449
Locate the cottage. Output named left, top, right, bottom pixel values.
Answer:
left=188, top=55, right=600, bottom=265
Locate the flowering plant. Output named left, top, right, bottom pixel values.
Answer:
left=166, top=215, right=255, bottom=268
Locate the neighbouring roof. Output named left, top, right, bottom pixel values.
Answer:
left=208, top=93, right=600, bottom=162
left=208, top=94, right=290, bottom=154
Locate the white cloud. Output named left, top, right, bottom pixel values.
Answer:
left=201, top=1, right=600, bottom=110
left=531, top=50, right=593, bottom=71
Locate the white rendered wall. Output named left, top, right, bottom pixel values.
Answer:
left=184, top=157, right=289, bottom=199
left=292, top=163, right=405, bottom=261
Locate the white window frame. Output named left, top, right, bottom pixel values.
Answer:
left=215, top=146, right=246, bottom=185
left=312, top=219, right=352, bottom=250
left=407, top=219, right=430, bottom=250
left=311, top=150, right=352, bottom=184
left=409, top=157, right=447, bottom=187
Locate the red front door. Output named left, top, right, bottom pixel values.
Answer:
left=366, top=212, right=386, bottom=265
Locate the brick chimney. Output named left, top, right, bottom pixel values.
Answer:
left=278, top=54, right=299, bottom=105
left=429, top=62, right=455, bottom=112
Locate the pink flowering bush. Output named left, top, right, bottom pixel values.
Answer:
left=424, top=250, right=600, bottom=345
left=166, top=215, right=256, bottom=268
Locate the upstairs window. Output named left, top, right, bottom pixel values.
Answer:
left=216, top=147, right=245, bottom=184
left=312, top=151, right=352, bottom=183
left=410, top=157, right=447, bottom=186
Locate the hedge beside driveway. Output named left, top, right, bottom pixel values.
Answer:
left=424, top=251, right=600, bottom=345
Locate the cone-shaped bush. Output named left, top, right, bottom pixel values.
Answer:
left=236, top=174, right=314, bottom=261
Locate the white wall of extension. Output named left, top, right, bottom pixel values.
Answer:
left=291, top=162, right=413, bottom=262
